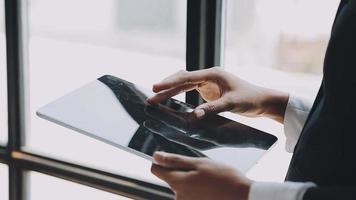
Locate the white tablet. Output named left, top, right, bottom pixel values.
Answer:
left=37, top=75, right=277, bottom=173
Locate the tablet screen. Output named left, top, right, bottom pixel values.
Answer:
left=37, top=75, right=277, bottom=172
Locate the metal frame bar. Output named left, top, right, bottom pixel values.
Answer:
left=13, top=151, right=174, bottom=200
left=5, top=0, right=28, bottom=151
left=186, top=0, right=224, bottom=106
left=0, top=0, right=225, bottom=199
left=5, top=0, right=28, bottom=199
left=0, top=149, right=174, bottom=200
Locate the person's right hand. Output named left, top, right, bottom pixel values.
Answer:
left=147, top=67, right=289, bottom=123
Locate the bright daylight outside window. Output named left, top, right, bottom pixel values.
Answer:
left=225, top=0, right=339, bottom=98
left=26, top=0, right=186, bottom=186
left=224, top=0, right=339, bottom=182
left=0, top=0, right=7, bottom=144
left=29, top=172, right=132, bottom=200
left=0, top=164, right=8, bottom=200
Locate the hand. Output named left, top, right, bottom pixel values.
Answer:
left=151, top=152, right=252, bottom=200
left=147, top=67, right=289, bottom=123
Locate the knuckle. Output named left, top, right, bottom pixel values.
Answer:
left=210, top=66, right=223, bottom=75
left=184, top=76, right=193, bottom=85
left=177, top=71, right=189, bottom=82
left=206, top=103, right=216, bottom=112
left=178, top=69, right=186, bottom=74
left=169, top=178, right=182, bottom=189
left=195, top=158, right=209, bottom=168
left=224, top=96, right=235, bottom=110
left=198, top=158, right=211, bottom=165
left=178, top=71, right=192, bottom=84
left=196, top=164, right=214, bottom=174
left=177, top=70, right=187, bottom=77
left=196, top=165, right=208, bottom=175
left=166, top=156, right=180, bottom=166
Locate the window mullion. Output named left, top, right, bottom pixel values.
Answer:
left=5, top=0, right=29, bottom=199
left=186, top=0, right=224, bottom=106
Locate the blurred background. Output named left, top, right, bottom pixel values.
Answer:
left=0, top=0, right=340, bottom=199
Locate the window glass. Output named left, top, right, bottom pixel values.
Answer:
left=26, top=0, right=185, bottom=185
left=225, top=0, right=339, bottom=98
left=29, top=171, right=132, bottom=200
left=224, top=0, right=339, bottom=181
left=0, top=0, right=8, bottom=144
left=0, top=164, right=9, bottom=200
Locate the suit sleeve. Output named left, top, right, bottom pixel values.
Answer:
left=303, top=186, right=356, bottom=200
left=283, top=95, right=313, bottom=153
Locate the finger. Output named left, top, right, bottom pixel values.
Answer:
left=152, top=69, right=216, bottom=93
left=147, top=83, right=197, bottom=104
left=153, top=151, right=198, bottom=170
left=194, top=98, right=230, bottom=118
left=151, top=164, right=186, bottom=184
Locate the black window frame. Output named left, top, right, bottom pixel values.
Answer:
left=0, top=0, right=224, bottom=199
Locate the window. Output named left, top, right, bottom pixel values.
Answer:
left=225, top=0, right=339, bottom=98
left=0, top=0, right=7, bottom=144
left=26, top=0, right=186, bottom=185
left=0, top=0, right=343, bottom=199
left=29, top=172, right=131, bottom=200
left=223, top=0, right=340, bottom=181
left=0, top=164, right=9, bottom=200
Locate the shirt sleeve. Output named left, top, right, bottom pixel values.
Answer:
left=248, top=95, right=315, bottom=200
left=249, top=182, right=316, bottom=200
left=283, top=94, right=313, bottom=153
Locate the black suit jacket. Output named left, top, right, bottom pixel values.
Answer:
left=285, top=0, right=356, bottom=199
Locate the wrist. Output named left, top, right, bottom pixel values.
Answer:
left=237, top=179, right=253, bottom=200
left=260, top=89, right=289, bottom=123
left=230, top=175, right=253, bottom=200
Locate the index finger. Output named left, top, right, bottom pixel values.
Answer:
left=152, top=69, right=216, bottom=93
left=147, top=82, right=197, bottom=104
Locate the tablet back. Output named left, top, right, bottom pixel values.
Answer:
left=37, top=75, right=277, bottom=173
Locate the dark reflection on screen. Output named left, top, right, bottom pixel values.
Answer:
left=98, top=75, right=277, bottom=158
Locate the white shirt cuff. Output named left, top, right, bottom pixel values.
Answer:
left=283, top=95, right=312, bottom=153
left=249, top=182, right=316, bottom=200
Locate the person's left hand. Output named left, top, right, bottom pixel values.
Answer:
left=151, top=152, right=253, bottom=200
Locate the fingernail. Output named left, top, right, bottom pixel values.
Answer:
left=153, top=151, right=166, bottom=163
left=146, top=99, right=152, bottom=104
left=154, top=151, right=166, bottom=158
left=154, top=151, right=163, bottom=155
left=194, top=109, right=205, bottom=118
left=146, top=97, right=155, bottom=104
left=152, top=85, right=160, bottom=93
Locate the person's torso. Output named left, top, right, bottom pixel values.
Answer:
left=286, top=0, right=356, bottom=186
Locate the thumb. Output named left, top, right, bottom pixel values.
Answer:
left=194, top=98, right=229, bottom=118
left=153, top=152, right=197, bottom=170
